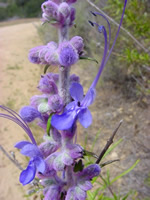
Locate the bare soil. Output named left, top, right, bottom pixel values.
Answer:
left=0, top=19, right=150, bottom=200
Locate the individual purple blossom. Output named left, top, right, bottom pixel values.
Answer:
left=58, top=42, right=79, bottom=67
left=29, top=42, right=59, bottom=66
left=39, top=128, right=61, bottom=158
left=41, top=174, right=66, bottom=200
left=48, top=94, right=64, bottom=113
left=19, top=106, right=42, bottom=123
left=41, top=1, right=76, bottom=26
left=41, top=1, right=58, bottom=18
left=28, top=45, right=45, bottom=64
left=46, top=143, right=83, bottom=171
left=70, top=36, right=84, bottom=54
left=15, top=141, right=46, bottom=185
left=66, top=164, right=101, bottom=200
left=46, top=127, right=83, bottom=171
left=38, top=74, right=58, bottom=94
left=51, top=82, right=95, bottom=130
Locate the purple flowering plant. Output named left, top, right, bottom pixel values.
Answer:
left=0, top=0, right=129, bottom=199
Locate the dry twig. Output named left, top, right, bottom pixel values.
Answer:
left=96, top=120, right=123, bottom=164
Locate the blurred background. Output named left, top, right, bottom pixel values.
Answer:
left=0, top=0, right=150, bottom=199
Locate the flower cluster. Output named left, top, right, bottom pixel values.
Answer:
left=29, top=36, right=84, bottom=67
left=41, top=0, right=76, bottom=26
left=0, top=0, right=127, bottom=199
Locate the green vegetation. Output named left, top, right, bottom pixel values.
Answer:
left=104, top=0, right=150, bottom=98
left=0, top=0, right=43, bottom=21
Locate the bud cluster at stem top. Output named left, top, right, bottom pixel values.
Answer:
left=41, top=0, right=77, bottom=27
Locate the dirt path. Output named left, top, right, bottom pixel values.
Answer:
left=0, top=19, right=42, bottom=200
left=0, top=19, right=150, bottom=200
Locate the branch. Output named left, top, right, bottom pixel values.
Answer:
left=0, top=145, right=23, bottom=171
left=96, top=120, right=123, bottom=164
left=100, top=159, right=120, bottom=168
left=87, top=0, right=149, bottom=53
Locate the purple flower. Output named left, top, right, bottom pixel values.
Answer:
left=46, top=128, right=83, bottom=171
left=41, top=175, right=66, bottom=200
left=70, top=36, right=84, bottom=54
left=29, top=42, right=59, bottom=66
left=38, top=73, right=58, bottom=94
left=41, top=1, right=58, bottom=18
left=66, top=164, right=101, bottom=200
left=15, top=141, right=46, bottom=185
left=46, top=143, right=83, bottom=171
left=28, top=45, right=45, bottom=64
left=19, top=106, right=42, bottom=123
left=39, top=128, right=61, bottom=158
left=48, top=94, right=64, bottom=113
left=51, top=82, right=95, bottom=130
left=51, top=0, right=128, bottom=130
left=58, top=42, right=79, bottom=67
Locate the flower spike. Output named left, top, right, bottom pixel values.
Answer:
left=51, top=0, right=128, bottom=130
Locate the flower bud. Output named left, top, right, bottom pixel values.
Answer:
left=58, top=42, right=79, bottom=67
left=38, top=75, right=58, bottom=94
left=58, top=2, right=70, bottom=19
left=28, top=46, right=44, bottom=64
left=41, top=1, right=58, bottom=18
left=48, top=94, right=63, bottom=113
left=70, top=36, right=84, bottom=54
left=20, top=106, right=42, bottom=123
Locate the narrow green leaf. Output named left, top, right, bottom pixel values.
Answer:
left=110, top=159, right=140, bottom=184
left=44, top=65, right=50, bottom=74
left=47, top=114, right=53, bottom=136
left=79, top=56, right=98, bottom=64
left=83, top=149, right=98, bottom=159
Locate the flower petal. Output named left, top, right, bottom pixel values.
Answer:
left=19, top=162, right=36, bottom=185
left=78, top=108, right=92, bottom=128
left=51, top=110, right=77, bottom=130
left=81, top=164, right=101, bottom=180
left=78, top=180, right=92, bottom=191
left=14, top=141, right=31, bottom=149
left=21, top=144, right=40, bottom=158
left=34, top=156, right=46, bottom=173
left=70, top=82, right=84, bottom=102
left=62, top=152, right=73, bottom=166
left=44, top=186, right=61, bottom=200
left=75, top=187, right=86, bottom=200
left=81, top=88, right=96, bottom=107
left=53, top=154, right=65, bottom=171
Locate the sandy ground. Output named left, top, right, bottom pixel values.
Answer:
left=0, top=19, right=42, bottom=200
left=0, top=19, right=150, bottom=200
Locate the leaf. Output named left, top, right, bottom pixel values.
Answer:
left=87, top=188, right=100, bottom=200
left=83, top=149, right=98, bottom=159
left=44, top=65, right=50, bottom=74
left=46, top=114, right=53, bottom=136
left=110, top=159, right=140, bottom=184
left=79, top=56, right=98, bottom=64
